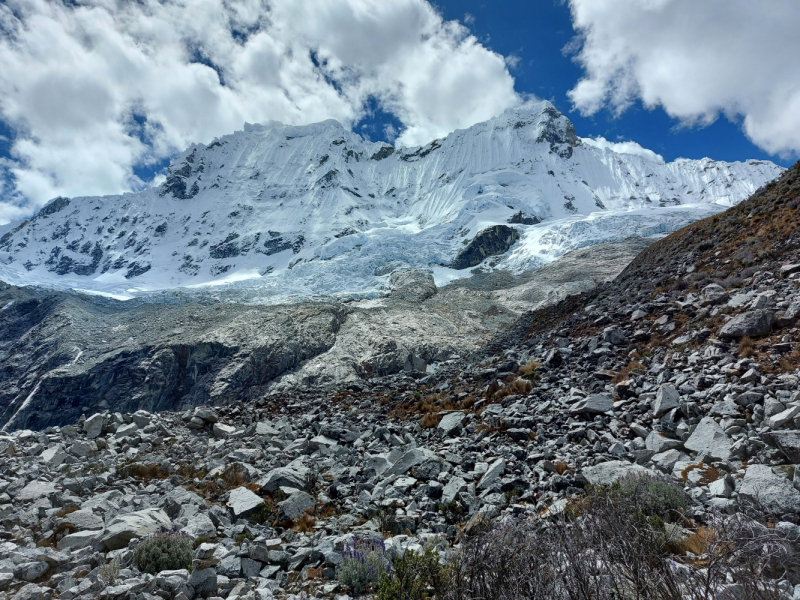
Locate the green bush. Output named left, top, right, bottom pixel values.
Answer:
left=377, top=549, right=449, bottom=600
left=336, top=538, right=391, bottom=594
left=132, top=531, right=193, bottom=575
left=593, top=473, right=688, bottom=524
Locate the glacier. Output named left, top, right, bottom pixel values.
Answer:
left=0, top=101, right=784, bottom=301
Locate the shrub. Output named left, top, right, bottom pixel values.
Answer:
left=98, top=558, right=121, bottom=584
left=594, top=473, right=689, bottom=524
left=377, top=549, right=449, bottom=600
left=336, top=538, right=391, bottom=594
left=132, top=531, right=193, bottom=575
left=248, top=502, right=274, bottom=525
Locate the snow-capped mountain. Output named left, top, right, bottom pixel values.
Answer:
left=0, top=101, right=784, bottom=300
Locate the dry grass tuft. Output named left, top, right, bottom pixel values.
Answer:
left=739, top=336, right=755, bottom=358
left=294, top=510, right=317, bottom=533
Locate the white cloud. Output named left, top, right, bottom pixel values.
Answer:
left=0, top=0, right=519, bottom=223
left=567, top=0, right=800, bottom=158
left=580, top=136, right=664, bottom=164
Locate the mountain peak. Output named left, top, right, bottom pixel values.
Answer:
left=0, top=105, right=784, bottom=301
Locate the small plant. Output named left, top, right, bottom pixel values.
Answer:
left=739, top=335, right=755, bottom=357
left=438, top=499, right=463, bottom=524
left=336, top=537, right=391, bottom=594
left=375, top=506, right=398, bottom=535
left=132, top=531, right=193, bottom=575
left=592, top=473, right=689, bottom=524
left=420, top=413, right=438, bottom=428
left=294, top=510, right=317, bottom=533
left=235, top=532, right=254, bottom=545
left=248, top=502, right=275, bottom=526
left=503, top=488, right=522, bottom=505
left=377, top=548, right=449, bottom=600
left=304, top=470, right=319, bottom=493
left=98, top=559, right=121, bottom=584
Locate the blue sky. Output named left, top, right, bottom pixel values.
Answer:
left=0, top=0, right=797, bottom=222
left=406, top=0, right=792, bottom=167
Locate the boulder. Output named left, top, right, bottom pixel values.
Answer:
left=645, top=431, right=683, bottom=454
left=582, top=461, right=654, bottom=485
left=389, top=269, right=437, bottom=303
left=652, top=385, right=680, bottom=417
left=259, top=467, right=306, bottom=492
left=739, top=465, right=800, bottom=515
left=114, top=422, right=139, bottom=439
left=437, top=412, right=466, bottom=436
left=98, top=508, right=172, bottom=551
left=767, top=430, right=800, bottom=463
left=701, top=283, right=729, bottom=305
left=279, top=491, right=315, bottom=520
left=769, top=405, right=800, bottom=429
left=83, top=413, right=104, bottom=439
left=384, top=448, right=436, bottom=478
left=718, top=310, right=775, bottom=338
left=40, top=445, right=67, bottom=467
left=57, top=530, right=101, bottom=551
left=182, top=513, right=216, bottom=539
left=570, top=394, right=614, bottom=415
left=441, top=476, right=467, bottom=504
left=477, top=458, right=506, bottom=491
left=684, top=417, right=732, bottom=461
left=227, top=487, right=265, bottom=518
left=16, top=480, right=57, bottom=503
left=602, top=327, right=627, bottom=346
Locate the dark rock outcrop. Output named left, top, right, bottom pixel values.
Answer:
left=451, top=225, right=520, bottom=270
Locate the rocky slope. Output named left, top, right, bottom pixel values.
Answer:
left=0, top=164, right=799, bottom=600
left=0, top=102, right=783, bottom=300
left=0, top=239, right=651, bottom=432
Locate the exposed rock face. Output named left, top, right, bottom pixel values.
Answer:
left=0, top=239, right=648, bottom=430
left=451, top=225, right=521, bottom=270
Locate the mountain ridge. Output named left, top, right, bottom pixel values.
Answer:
left=0, top=101, right=784, bottom=300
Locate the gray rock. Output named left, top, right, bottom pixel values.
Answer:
left=441, top=476, right=467, bottom=504
left=701, top=283, right=729, bottom=305
left=389, top=269, right=438, bottom=303
left=114, top=422, right=138, bottom=439
left=652, top=385, right=680, bottom=417
left=739, top=465, right=800, bottom=515
left=40, top=445, right=67, bottom=466
left=15, top=561, right=49, bottom=582
left=684, top=417, right=732, bottom=461
left=477, top=458, right=505, bottom=491
left=602, top=327, right=626, bottom=346
left=768, top=430, right=800, bottom=463
left=227, top=487, right=265, bottom=518
left=764, top=398, right=787, bottom=418
left=279, top=491, right=315, bottom=520
left=384, top=448, right=435, bottom=478
left=645, top=431, right=683, bottom=453
left=188, top=567, right=217, bottom=597
left=65, top=509, right=103, bottom=531
left=769, top=405, right=800, bottom=429
left=83, top=413, right=104, bottom=439
left=570, top=394, right=613, bottom=415
left=718, top=310, right=775, bottom=338
left=259, top=467, right=306, bottom=492
left=10, top=584, right=49, bottom=600
left=16, top=480, right=57, bottom=502
left=438, top=412, right=466, bottom=436
left=131, top=410, right=152, bottom=428
left=213, top=422, right=236, bottom=438
left=99, top=508, right=172, bottom=551
left=57, top=530, right=101, bottom=551
left=182, top=513, right=216, bottom=539
left=582, top=461, right=654, bottom=485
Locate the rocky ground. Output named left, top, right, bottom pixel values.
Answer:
left=0, top=165, right=799, bottom=599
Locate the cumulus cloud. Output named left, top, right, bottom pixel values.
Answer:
left=0, top=0, right=519, bottom=223
left=567, top=0, right=800, bottom=158
left=580, top=136, right=664, bottom=164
